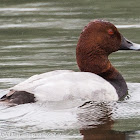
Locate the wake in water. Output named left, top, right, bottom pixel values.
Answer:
left=0, top=83, right=140, bottom=140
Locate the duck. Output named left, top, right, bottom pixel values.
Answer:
left=0, top=19, right=140, bottom=105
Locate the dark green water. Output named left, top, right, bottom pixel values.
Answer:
left=0, top=0, right=140, bottom=139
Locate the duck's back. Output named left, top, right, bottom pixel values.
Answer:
left=10, top=70, right=118, bottom=102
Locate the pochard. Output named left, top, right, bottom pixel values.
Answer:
left=0, top=20, right=140, bottom=105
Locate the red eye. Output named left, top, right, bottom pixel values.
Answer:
left=108, top=29, right=114, bottom=35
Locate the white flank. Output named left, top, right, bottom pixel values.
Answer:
left=10, top=70, right=118, bottom=102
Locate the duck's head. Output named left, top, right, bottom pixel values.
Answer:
left=77, top=20, right=121, bottom=55
left=77, top=19, right=140, bottom=54
left=76, top=20, right=140, bottom=73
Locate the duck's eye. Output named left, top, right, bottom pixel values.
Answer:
left=108, top=29, right=114, bottom=35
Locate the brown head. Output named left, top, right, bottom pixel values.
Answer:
left=76, top=19, right=140, bottom=99
left=76, top=20, right=121, bottom=75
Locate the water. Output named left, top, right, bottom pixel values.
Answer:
left=0, top=0, right=140, bottom=139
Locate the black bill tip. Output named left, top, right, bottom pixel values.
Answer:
left=120, top=34, right=140, bottom=51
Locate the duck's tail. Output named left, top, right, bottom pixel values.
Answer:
left=0, top=91, right=35, bottom=105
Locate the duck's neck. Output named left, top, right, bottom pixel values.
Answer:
left=76, top=54, right=128, bottom=99
left=98, top=62, right=128, bottom=99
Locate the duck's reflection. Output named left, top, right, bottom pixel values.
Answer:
left=78, top=102, right=126, bottom=140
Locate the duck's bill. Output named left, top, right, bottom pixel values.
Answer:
left=120, top=34, right=140, bottom=50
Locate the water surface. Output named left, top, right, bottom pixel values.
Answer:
left=0, top=0, right=140, bottom=139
